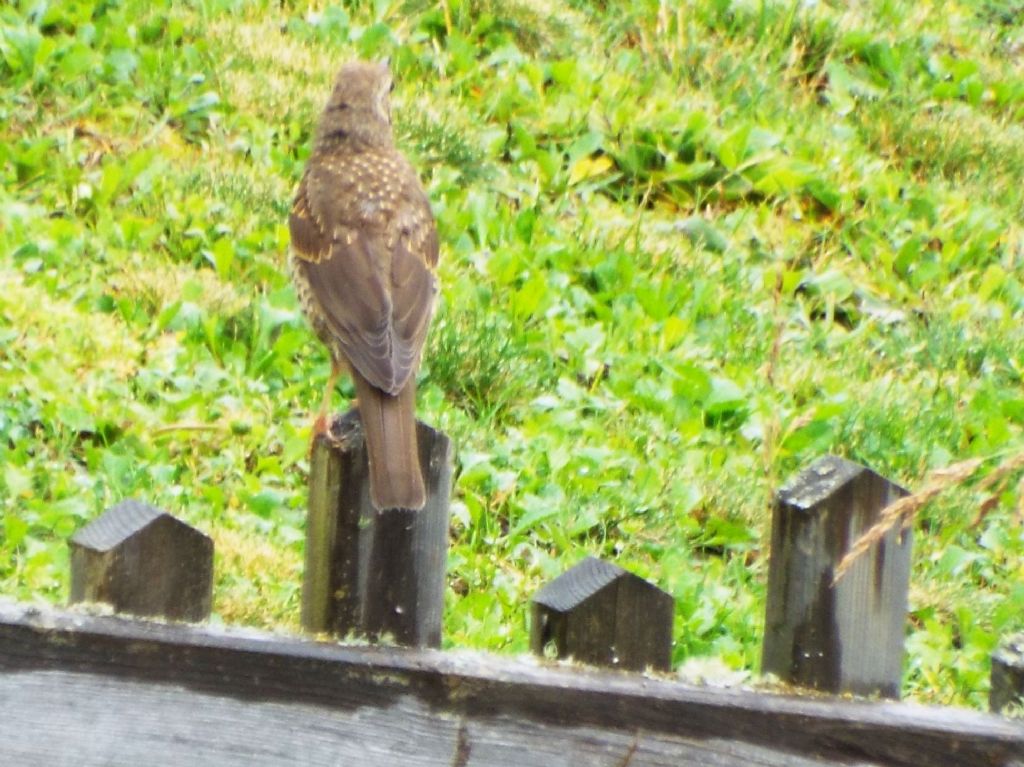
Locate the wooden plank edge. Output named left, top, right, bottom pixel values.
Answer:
left=0, top=600, right=1021, bottom=767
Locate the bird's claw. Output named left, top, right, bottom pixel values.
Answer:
left=309, top=413, right=331, bottom=458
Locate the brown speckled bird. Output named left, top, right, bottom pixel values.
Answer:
left=289, top=61, right=438, bottom=511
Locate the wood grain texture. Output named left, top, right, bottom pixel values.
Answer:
left=762, top=456, right=910, bottom=698
left=0, top=670, right=865, bottom=767
left=991, top=634, right=1024, bottom=714
left=1, top=602, right=1021, bottom=767
left=531, top=557, right=673, bottom=672
left=69, top=500, right=213, bottom=623
left=301, top=409, right=451, bottom=646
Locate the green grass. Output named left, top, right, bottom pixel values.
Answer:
left=2, top=0, right=1023, bottom=709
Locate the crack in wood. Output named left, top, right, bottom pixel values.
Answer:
left=615, top=731, right=639, bottom=767
left=451, top=719, right=471, bottom=767
left=0, top=603, right=1021, bottom=767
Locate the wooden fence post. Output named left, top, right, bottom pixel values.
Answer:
left=301, top=409, right=452, bottom=648
left=531, top=556, right=674, bottom=672
left=762, top=455, right=911, bottom=698
left=991, top=634, right=1024, bottom=714
left=69, top=499, right=213, bottom=622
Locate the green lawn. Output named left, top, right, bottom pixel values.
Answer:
left=2, top=0, right=1023, bottom=709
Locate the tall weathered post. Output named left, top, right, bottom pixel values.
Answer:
left=302, top=410, right=452, bottom=647
left=762, top=455, right=911, bottom=698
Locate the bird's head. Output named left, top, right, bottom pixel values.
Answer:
left=315, top=60, right=394, bottom=150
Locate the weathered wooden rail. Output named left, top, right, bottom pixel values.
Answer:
left=2, top=412, right=1023, bottom=765
left=1, top=601, right=1022, bottom=767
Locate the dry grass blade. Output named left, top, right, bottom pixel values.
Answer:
left=976, top=450, right=1024, bottom=492
left=832, top=458, right=983, bottom=584
left=967, top=452, right=1024, bottom=527
left=834, top=449, right=1024, bottom=584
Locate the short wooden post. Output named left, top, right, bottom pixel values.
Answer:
left=531, top=556, right=674, bottom=672
left=301, top=409, right=452, bottom=647
left=762, top=455, right=911, bottom=698
left=991, top=634, right=1024, bottom=714
left=69, top=499, right=213, bottom=622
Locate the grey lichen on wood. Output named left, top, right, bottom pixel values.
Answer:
left=301, top=409, right=452, bottom=647
left=762, top=455, right=910, bottom=698
left=991, top=633, right=1024, bottom=714
left=69, top=499, right=213, bottom=622
left=531, top=556, right=674, bottom=672
left=2, top=601, right=1022, bottom=767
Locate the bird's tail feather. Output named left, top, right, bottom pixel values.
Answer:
left=353, top=371, right=425, bottom=511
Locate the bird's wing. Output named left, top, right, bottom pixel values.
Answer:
left=289, top=164, right=438, bottom=395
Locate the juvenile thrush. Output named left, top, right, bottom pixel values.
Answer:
left=289, top=61, right=438, bottom=511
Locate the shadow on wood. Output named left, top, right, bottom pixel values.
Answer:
left=991, top=634, right=1024, bottom=714
left=302, top=409, right=452, bottom=647
left=1, top=602, right=1022, bottom=767
left=531, top=556, right=674, bottom=672
left=69, top=499, right=213, bottom=622
left=762, top=455, right=910, bottom=698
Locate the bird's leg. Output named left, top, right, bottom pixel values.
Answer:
left=311, top=358, right=342, bottom=442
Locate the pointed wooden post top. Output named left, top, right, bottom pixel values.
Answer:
left=531, top=557, right=674, bottom=672
left=764, top=455, right=911, bottom=698
left=775, top=455, right=883, bottom=510
left=69, top=500, right=213, bottom=623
